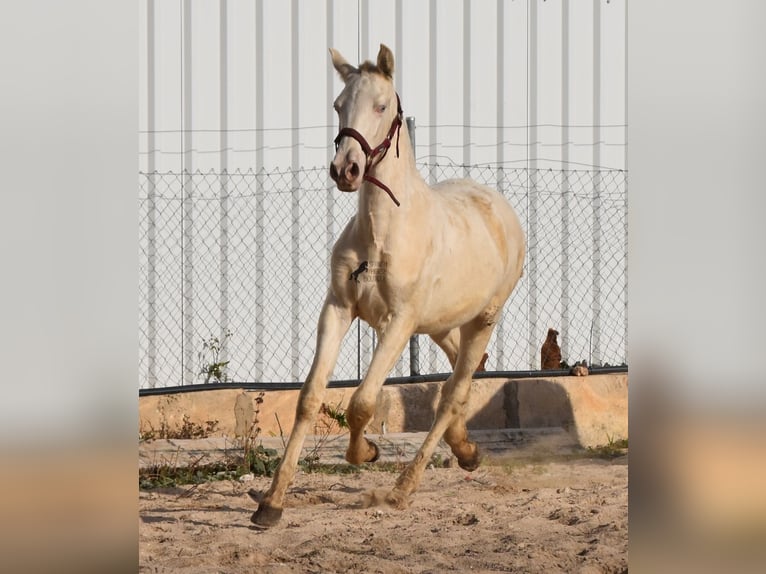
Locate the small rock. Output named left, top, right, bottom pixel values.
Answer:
left=570, top=365, right=589, bottom=376
left=239, top=473, right=254, bottom=483
left=455, top=513, right=479, bottom=526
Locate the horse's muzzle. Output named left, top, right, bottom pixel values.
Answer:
left=329, top=157, right=363, bottom=191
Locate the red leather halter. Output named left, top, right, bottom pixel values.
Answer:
left=333, top=94, right=403, bottom=207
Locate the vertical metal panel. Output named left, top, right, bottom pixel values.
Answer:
left=527, top=0, right=539, bottom=368
left=406, top=115, right=420, bottom=377
left=591, top=0, right=602, bottom=365
left=326, top=0, right=335, bottom=287
left=182, top=0, right=194, bottom=385
left=219, top=0, right=229, bottom=369
left=462, top=0, right=471, bottom=176
left=427, top=0, right=438, bottom=373
left=494, top=0, right=505, bottom=370
left=428, top=0, right=437, bottom=186
left=146, top=0, right=157, bottom=388
left=623, top=0, right=629, bottom=364
left=561, top=0, right=571, bottom=362
left=291, top=0, right=301, bottom=381
left=360, top=0, right=368, bottom=61
left=254, top=0, right=265, bottom=381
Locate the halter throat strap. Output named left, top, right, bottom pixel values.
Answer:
left=333, top=94, right=403, bottom=207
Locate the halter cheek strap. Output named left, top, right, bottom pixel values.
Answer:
left=333, top=94, right=403, bottom=207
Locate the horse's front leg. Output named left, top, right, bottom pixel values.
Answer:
left=345, top=317, right=414, bottom=464
left=251, top=292, right=353, bottom=528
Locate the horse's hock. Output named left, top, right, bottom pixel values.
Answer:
left=138, top=373, right=627, bottom=450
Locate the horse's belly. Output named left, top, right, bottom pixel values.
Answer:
left=415, top=282, right=496, bottom=333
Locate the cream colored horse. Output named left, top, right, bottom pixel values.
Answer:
left=252, top=44, right=525, bottom=528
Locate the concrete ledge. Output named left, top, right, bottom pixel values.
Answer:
left=139, top=373, right=627, bottom=450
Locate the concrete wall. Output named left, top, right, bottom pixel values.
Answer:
left=138, top=373, right=627, bottom=449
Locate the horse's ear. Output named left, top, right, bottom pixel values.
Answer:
left=330, top=48, right=357, bottom=82
left=376, top=44, right=394, bottom=78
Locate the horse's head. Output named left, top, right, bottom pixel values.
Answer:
left=329, top=44, right=399, bottom=193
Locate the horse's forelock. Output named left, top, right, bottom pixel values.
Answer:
left=359, top=61, right=392, bottom=80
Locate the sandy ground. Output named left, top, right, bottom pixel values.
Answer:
left=139, top=455, right=627, bottom=573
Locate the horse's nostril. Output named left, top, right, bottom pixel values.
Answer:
left=329, top=163, right=339, bottom=181
left=349, top=162, right=360, bottom=179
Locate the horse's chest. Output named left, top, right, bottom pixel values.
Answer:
left=331, top=256, right=399, bottom=327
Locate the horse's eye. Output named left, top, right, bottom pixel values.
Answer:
left=375, top=104, right=387, bottom=114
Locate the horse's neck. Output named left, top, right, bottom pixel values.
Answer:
left=356, top=129, right=425, bottom=251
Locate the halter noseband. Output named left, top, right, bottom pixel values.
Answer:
left=333, top=94, right=403, bottom=207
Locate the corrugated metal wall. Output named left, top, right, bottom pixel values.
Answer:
left=139, top=0, right=626, bottom=172
left=138, top=0, right=627, bottom=387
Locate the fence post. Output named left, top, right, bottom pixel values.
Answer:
left=406, top=115, right=420, bottom=376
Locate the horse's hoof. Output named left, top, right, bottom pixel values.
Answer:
left=250, top=503, right=283, bottom=529
left=345, top=438, right=380, bottom=464
left=457, top=447, right=482, bottom=472
left=366, top=439, right=380, bottom=463
left=384, top=488, right=411, bottom=510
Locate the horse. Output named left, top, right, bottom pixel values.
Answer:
left=251, top=44, right=525, bottom=528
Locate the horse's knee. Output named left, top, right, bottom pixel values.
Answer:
left=347, top=393, right=376, bottom=429
left=436, top=393, right=468, bottom=421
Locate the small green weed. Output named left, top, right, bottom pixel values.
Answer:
left=139, top=444, right=281, bottom=490
left=139, top=415, right=219, bottom=441
left=139, top=391, right=282, bottom=489
left=320, top=402, right=348, bottom=429
left=139, top=455, right=242, bottom=490
left=300, top=401, right=349, bottom=473
left=198, top=329, right=233, bottom=383
left=587, top=436, right=628, bottom=459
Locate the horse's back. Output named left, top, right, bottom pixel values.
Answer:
left=428, top=178, right=524, bottom=272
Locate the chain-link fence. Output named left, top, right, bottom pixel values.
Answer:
left=138, top=164, right=627, bottom=389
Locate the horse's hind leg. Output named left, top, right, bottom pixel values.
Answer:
left=430, top=328, right=460, bottom=369
left=441, top=318, right=499, bottom=471
left=386, top=317, right=495, bottom=508
left=251, top=293, right=353, bottom=528
left=431, top=328, right=488, bottom=374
